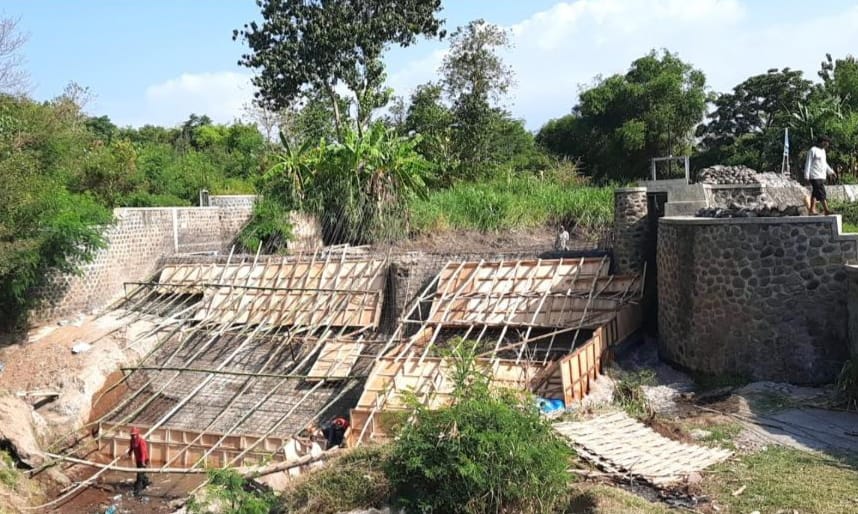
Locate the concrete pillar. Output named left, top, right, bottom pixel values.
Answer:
left=613, top=187, right=649, bottom=275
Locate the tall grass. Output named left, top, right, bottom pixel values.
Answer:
left=409, top=174, right=614, bottom=237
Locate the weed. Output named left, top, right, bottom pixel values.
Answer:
left=187, top=468, right=280, bottom=514
left=612, top=369, right=656, bottom=419
left=0, top=451, right=17, bottom=489
left=836, top=359, right=858, bottom=410
left=279, top=445, right=392, bottom=514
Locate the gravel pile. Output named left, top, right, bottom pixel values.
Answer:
left=698, top=165, right=759, bottom=184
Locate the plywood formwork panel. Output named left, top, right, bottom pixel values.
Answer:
left=429, top=296, right=621, bottom=328
left=307, top=341, right=366, bottom=380
left=427, top=259, right=640, bottom=328
left=155, top=258, right=387, bottom=328
left=98, top=423, right=294, bottom=468
left=434, top=258, right=611, bottom=298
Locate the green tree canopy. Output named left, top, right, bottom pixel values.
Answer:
left=441, top=19, right=515, bottom=179
left=537, top=50, right=707, bottom=181
left=234, top=0, right=444, bottom=134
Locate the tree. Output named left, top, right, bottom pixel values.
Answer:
left=0, top=16, right=28, bottom=94
left=441, top=19, right=514, bottom=179
left=537, top=50, right=707, bottom=181
left=697, top=68, right=813, bottom=170
left=402, top=82, right=455, bottom=177
left=234, top=0, right=444, bottom=135
left=819, top=54, right=858, bottom=112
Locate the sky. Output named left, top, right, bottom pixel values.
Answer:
left=4, top=0, right=858, bottom=130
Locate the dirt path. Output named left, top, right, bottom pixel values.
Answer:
left=741, top=407, right=858, bottom=458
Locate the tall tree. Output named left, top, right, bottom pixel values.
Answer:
left=696, top=68, right=813, bottom=170
left=538, top=50, right=707, bottom=181
left=234, top=0, right=444, bottom=136
left=441, top=19, right=515, bottom=179
left=0, top=16, right=28, bottom=94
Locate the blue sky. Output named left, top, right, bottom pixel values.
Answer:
left=5, top=0, right=858, bottom=129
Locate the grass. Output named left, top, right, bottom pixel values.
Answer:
left=843, top=222, right=858, bottom=233
left=559, top=483, right=675, bottom=514
left=409, top=174, right=613, bottom=237
left=704, top=446, right=858, bottom=514
left=279, top=445, right=392, bottom=514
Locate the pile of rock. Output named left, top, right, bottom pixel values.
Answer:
left=697, top=197, right=804, bottom=218
left=698, top=165, right=759, bottom=185
left=755, top=172, right=800, bottom=188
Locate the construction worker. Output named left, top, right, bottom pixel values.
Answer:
left=127, top=427, right=151, bottom=496
left=322, top=416, right=349, bottom=448
left=805, top=135, right=837, bottom=215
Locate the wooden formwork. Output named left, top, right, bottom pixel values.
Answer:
left=557, top=302, right=642, bottom=404
left=96, top=423, right=317, bottom=468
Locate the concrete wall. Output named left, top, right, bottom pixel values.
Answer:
left=34, top=199, right=253, bottom=322
left=658, top=216, right=857, bottom=383
left=613, top=188, right=649, bottom=274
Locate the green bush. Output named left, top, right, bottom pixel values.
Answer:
left=280, top=446, right=392, bottom=514
left=238, top=198, right=294, bottom=253
left=187, top=468, right=281, bottom=514
left=386, top=340, right=572, bottom=514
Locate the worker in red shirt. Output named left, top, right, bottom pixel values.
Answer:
left=127, top=427, right=151, bottom=496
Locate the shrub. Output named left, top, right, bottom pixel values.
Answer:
left=187, top=468, right=281, bottom=514
left=386, top=340, right=572, bottom=514
left=279, top=446, right=392, bottom=514
left=612, top=369, right=656, bottom=419
left=238, top=198, right=294, bottom=253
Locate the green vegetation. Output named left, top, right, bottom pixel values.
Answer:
left=252, top=123, right=430, bottom=246
left=537, top=50, right=708, bottom=181
left=0, top=91, right=267, bottom=327
left=410, top=172, right=613, bottom=237
left=836, top=359, right=858, bottom=410
left=0, top=451, right=18, bottom=488
left=187, top=468, right=280, bottom=514
left=386, top=340, right=572, bottom=514
left=704, top=447, right=858, bottom=514
left=280, top=446, right=391, bottom=514
left=696, top=422, right=743, bottom=450
left=611, top=369, right=656, bottom=419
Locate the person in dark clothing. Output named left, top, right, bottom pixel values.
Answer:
left=322, top=416, right=349, bottom=448
left=127, top=427, right=151, bottom=496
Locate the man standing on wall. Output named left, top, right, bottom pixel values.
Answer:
left=805, top=136, right=837, bottom=215
left=128, top=427, right=151, bottom=496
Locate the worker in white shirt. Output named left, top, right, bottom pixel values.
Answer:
left=804, top=136, right=837, bottom=215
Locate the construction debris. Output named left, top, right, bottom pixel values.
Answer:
left=554, top=411, right=732, bottom=486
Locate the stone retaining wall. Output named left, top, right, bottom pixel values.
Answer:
left=658, top=216, right=857, bottom=383
left=33, top=202, right=253, bottom=322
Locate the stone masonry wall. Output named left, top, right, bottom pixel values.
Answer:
left=33, top=204, right=253, bottom=322
left=847, top=265, right=858, bottom=360
left=613, top=188, right=649, bottom=274
left=658, top=216, right=857, bottom=383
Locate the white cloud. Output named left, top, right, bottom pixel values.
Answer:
left=385, top=0, right=858, bottom=129
left=129, top=71, right=254, bottom=127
